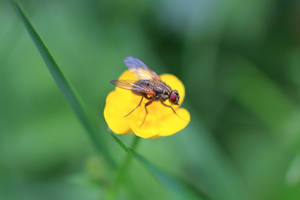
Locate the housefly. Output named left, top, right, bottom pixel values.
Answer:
left=111, top=56, right=181, bottom=127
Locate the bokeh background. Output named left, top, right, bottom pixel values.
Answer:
left=1, top=0, right=300, bottom=199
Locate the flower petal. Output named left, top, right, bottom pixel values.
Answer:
left=104, top=91, right=131, bottom=134
left=127, top=100, right=190, bottom=138
left=156, top=108, right=190, bottom=137
left=104, top=70, right=140, bottom=134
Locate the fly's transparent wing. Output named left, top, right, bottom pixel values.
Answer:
left=124, top=56, right=160, bottom=81
left=110, top=80, right=151, bottom=94
left=111, top=80, right=136, bottom=90
left=124, top=56, right=147, bottom=69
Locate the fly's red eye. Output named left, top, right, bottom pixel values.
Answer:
left=170, top=93, right=177, bottom=103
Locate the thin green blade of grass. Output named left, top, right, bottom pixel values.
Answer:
left=12, top=1, right=115, bottom=168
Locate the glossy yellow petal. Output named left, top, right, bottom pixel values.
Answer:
left=156, top=108, right=190, bottom=137
left=126, top=100, right=190, bottom=138
left=104, top=91, right=130, bottom=134
left=104, top=70, right=139, bottom=134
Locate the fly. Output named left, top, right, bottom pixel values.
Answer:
left=111, top=56, right=181, bottom=127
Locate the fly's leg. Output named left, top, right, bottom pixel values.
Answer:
left=140, top=100, right=153, bottom=127
left=124, top=97, right=144, bottom=117
left=160, top=101, right=177, bottom=114
left=160, top=100, right=186, bottom=121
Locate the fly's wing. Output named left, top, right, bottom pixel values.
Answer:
left=110, top=80, right=136, bottom=90
left=110, top=80, right=154, bottom=95
left=124, top=56, right=160, bottom=81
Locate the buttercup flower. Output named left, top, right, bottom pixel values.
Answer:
left=104, top=58, right=190, bottom=139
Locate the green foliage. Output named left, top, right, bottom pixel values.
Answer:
left=1, top=0, right=300, bottom=200
left=12, top=0, right=115, bottom=168
left=12, top=2, right=207, bottom=200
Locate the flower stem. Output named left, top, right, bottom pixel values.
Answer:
left=117, top=136, right=140, bottom=183
left=106, top=136, right=141, bottom=200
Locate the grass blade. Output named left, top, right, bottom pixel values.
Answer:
left=12, top=1, right=115, bottom=167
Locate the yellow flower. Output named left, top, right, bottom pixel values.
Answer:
left=104, top=70, right=190, bottom=139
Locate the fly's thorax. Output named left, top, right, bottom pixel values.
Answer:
left=154, top=84, right=171, bottom=101
left=153, top=93, right=168, bottom=101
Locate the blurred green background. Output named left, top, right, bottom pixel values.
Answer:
left=1, top=0, right=300, bottom=199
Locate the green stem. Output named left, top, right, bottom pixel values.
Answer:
left=117, top=136, right=140, bottom=182
left=107, top=136, right=141, bottom=200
